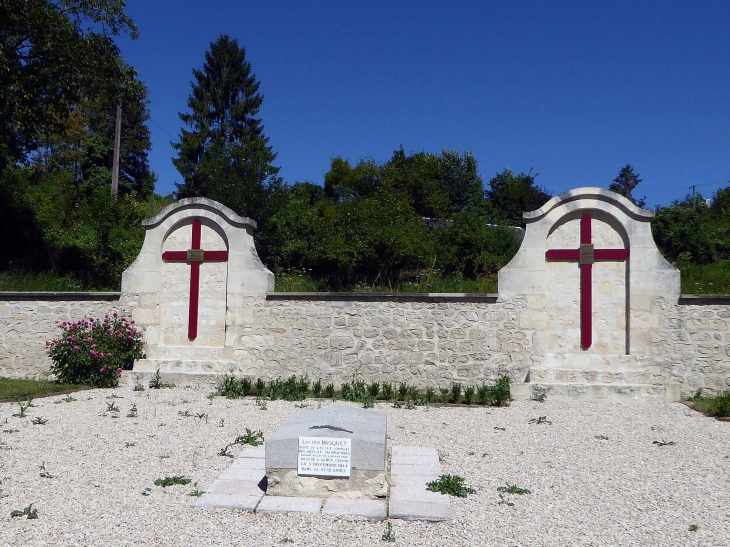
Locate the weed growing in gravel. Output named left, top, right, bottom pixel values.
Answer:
left=126, top=404, right=138, bottom=418
left=178, top=409, right=192, bottom=417
left=62, top=395, right=76, bottom=403
left=689, top=524, right=698, bottom=532
left=255, top=397, right=268, bottom=410
left=236, top=428, right=264, bottom=446
left=148, top=369, right=174, bottom=389
left=528, top=416, right=552, bottom=425
left=653, top=439, right=676, bottom=446
left=381, top=521, right=396, bottom=542
left=2, top=429, right=19, bottom=434
left=12, top=395, right=34, bottom=418
left=531, top=385, right=550, bottom=402
left=595, top=435, right=609, bottom=440
left=106, top=393, right=122, bottom=399
left=188, top=483, right=204, bottom=497
left=10, top=503, right=38, bottom=519
left=39, top=462, right=54, bottom=478
left=106, top=401, right=120, bottom=413
left=31, top=416, right=47, bottom=425
left=497, top=484, right=531, bottom=506
left=494, top=426, right=506, bottom=431
left=427, top=474, right=476, bottom=497
left=219, top=428, right=264, bottom=456
left=125, top=442, right=136, bottom=448
left=154, top=476, right=191, bottom=487
left=195, top=412, right=208, bottom=423
left=133, top=383, right=145, bottom=392
left=280, top=538, right=294, bottom=544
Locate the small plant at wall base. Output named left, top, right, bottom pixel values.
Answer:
left=47, top=314, right=144, bottom=388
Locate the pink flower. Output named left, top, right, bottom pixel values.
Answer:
left=73, top=345, right=80, bottom=351
left=45, top=340, right=50, bottom=346
left=52, top=339, right=58, bottom=344
left=113, top=313, right=118, bottom=318
left=89, top=317, right=94, bottom=322
left=106, top=329, right=112, bottom=334
left=91, top=344, right=96, bottom=349
left=116, top=368, right=123, bottom=375
left=90, top=350, right=97, bottom=358
left=127, top=336, right=133, bottom=342
left=130, top=320, right=135, bottom=325
left=120, top=317, right=126, bottom=322
left=83, top=321, right=89, bottom=327
left=61, top=322, right=67, bottom=327
left=66, top=336, right=73, bottom=342
left=100, top=367, right=107, bottom=374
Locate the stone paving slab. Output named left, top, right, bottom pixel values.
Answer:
left=390, top=463, right=443, bottom=476
left=321, top=498, right=387, bottom=520
left=193, top=493, right=262, bottom=511
left=256, top=496, right=322, bottom=514
left=389, top=485, right=446, bottom=503
left=391, top=446, right=439, bottom=459
left=238, top=445, right=266, bottom=459
left=391, top=454, right=440, bottom=466
left=388, top=499, right=452, bottom=522
left=207, top=479, right=265, bottom=496
left=218, top=467, right=267, bottom=482
left=389, top=473, right=440, bottom=487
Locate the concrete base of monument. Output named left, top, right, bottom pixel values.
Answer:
left=194, top=444, right=451, bottom=521
left=266, top=469, right=388, bottom=499
left=123, top=356, right=238, bottom=387
left=508, top=354, right=682, bottom=403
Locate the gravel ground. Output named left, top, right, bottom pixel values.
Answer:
left=0, top=386, right=728, bottom=546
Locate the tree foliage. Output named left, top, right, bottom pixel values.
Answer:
left=609, top=164, right=645, bottom=207
left=172, top=34, right=280, bottom=218
left=0, top=0, right=138, bottom=168
left=485, top=168, right=552, bottom=225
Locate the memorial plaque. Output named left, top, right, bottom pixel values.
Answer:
left=298, top=437, right=351, bottom=477
left=186, top=248, right=205, bottom=262
left=579, top=243, right=595, bottom=265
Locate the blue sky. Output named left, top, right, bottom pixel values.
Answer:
left=116, top=0, right=730, bottom=208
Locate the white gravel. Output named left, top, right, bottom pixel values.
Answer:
left=0, top=386, right=728, bottom=546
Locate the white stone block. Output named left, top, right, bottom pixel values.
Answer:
left=255, top=496, right=322, bottom=514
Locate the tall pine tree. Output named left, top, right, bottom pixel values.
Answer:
left=172, top=35, right=280, bottom=218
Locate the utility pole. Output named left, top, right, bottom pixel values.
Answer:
left=111, top=103, right=122, bottom=196
left=690, top=184, right=696, bottom=211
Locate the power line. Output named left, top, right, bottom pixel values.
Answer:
left=148, top=117, right=177, bottom=141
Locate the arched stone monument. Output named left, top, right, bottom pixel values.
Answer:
left=121, top=198, right=273, bottom=382
left=500, top=187, right=682, bottom=401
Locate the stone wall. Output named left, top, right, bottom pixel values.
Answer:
left=651, top=296, right=730, bottom=395
left=0, top=293, right=126, bottom=379
left=231, top=295, right=538, bottom=388
left=2, top=292, right=729, bottom=397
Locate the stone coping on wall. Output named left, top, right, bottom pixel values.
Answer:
left=267, top=292, right=500, bottom=303
left=0, top=292, right=122, bottom=301
left=677, top=295, right=730, bottom=305
left=1, top=291, right=729, bottom=305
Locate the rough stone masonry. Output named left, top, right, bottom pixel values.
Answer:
left=1, top=190, right=728, bottom=400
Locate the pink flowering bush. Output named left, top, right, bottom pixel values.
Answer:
left=47, top=314, right=145, bottom=387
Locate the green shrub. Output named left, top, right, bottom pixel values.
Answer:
left=382, top=382, right=394, bottom=400
left=47, top=313, right=144, bottom=387
left=398, top=382, right=408, bottom=400
left=312, top=378, right=322, bottom=397
left=367, top=382, right=381, bottom=398
left=324, top=383, right=335, bottom=399
left=217, top=376, right=252, bottom=398
left=463, top=385, right=475, bottom=405
left=449, top=383, right=462, bottom=404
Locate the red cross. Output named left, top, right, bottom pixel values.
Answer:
left=545, top=214, right=628, bottom=349
left=161, top=219, right=228, bottom=341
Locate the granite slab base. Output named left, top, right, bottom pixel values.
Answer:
left=194, top=444, right=451, bottom=521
